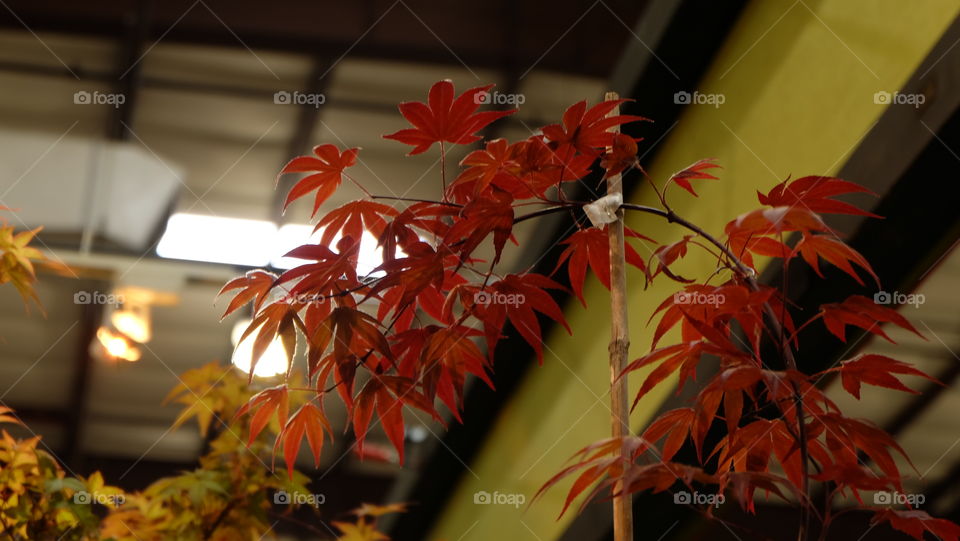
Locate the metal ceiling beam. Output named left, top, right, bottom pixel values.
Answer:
left=272, top=57, right=329, bottom=224
left=0, top=59, right=563, bottom=128
left=0, top=3, right=635, bottom=79
left=64, top=296, right=103, bottom=469
left=106, top=0, right=152, bottom=142
left=70, top=0, right=153, bottom=469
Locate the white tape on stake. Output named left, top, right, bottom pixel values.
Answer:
left=583, top=192, right=623, bottom=227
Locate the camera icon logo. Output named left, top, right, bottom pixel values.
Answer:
left=274, top=490, right=291, bottom=504
left=673, top=491, right=692, bottom=504
left=874, top=491, right=892, bottom=505
left=474, top=90, right=491, bottom=105
left=74, top=291, right=92, bottom=304
left=474, top=490, right=491, bottom=504
left=73, top=491, right=92, bottom=504
left=674, top=91, right=692, bottom=105
left=874, top=291, right=892, bottom=305
left=673, top=291, right=693, bottom=305
left=274, top=91, right=292, bottom=105
left=474, top=291, right=492, bottom=305
left=74, top=90, right=91, bottom=105
left=873, top=91, right=892, bottom=105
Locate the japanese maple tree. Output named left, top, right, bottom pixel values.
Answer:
left=218, top=80, right=959, bottom=541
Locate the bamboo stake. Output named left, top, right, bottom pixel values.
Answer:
left=604, top=91, right=633, bottom=541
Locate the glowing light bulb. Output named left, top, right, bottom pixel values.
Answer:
left=230, top=319, right=288, bottom=378
left=96, top=327, right=141, bottom=362
left=111, top=309, right=150, bottom=343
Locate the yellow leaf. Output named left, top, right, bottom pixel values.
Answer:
left=334, top=518, right=390, bottom=541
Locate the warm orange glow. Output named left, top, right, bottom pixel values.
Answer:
left=111, top=308, right=151, bottom=343
left=96, top=327, right=141, bottom=362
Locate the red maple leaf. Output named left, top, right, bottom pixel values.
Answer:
left=599, top=133, right=641, bottom=178
left=792, top=233, right=878, bottom=286
left=512, top=136, right=594, bottom=196
left=371, top=241, right=448, bottom=308
left=470, top=273, right=570, bottom=363
left=236, top=302, right=300, bottom=381
left=443, top=191, right=515, bottom=267
left=217, top=269, right=277, bottom=319
left=353, top=378, right=413, bottom=464
left=640, top=407, right=695, bottom=461
left=822, top=354, right=939, bottom=399
left=276, top=403, right=331, bottom=477
left=384, top=80, right=516, bottom=155
left=622, top=341, right=750, bottom=410
left=541, top=99, right=648, bottom=156
left=379, top=202, right=456, bottom=262
left=555, top=226, right=652, bottom=305
left=669, top=158, right=720, bottom=197
left=873, top=509, right=960, bottom=541
left=759, top=176, right=879, bottom=217
left=313, top=200, right=398, bottom=247
left=420, top=324, right=491, bottom=420
left=816, top=295, right=924, bottom=343
left=447, top=138, right=521, bottom=197
left=235, top=385, right=289, bottom=445
left=277, top=144, right=359, bottom=216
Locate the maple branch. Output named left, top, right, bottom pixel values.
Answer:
left=267, top=510, right=331, bottom=537
left=204, top=500, right=236, bottom=539
left=512, top=202, right=667, bottom=225
left=369, top=194, right=462, bottom=207
left=512, top=205, right=572, bottom=224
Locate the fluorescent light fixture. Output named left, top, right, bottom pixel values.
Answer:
left=157, top=213, right=400, bottom=274
left=157, top=213, right=277, bottom=266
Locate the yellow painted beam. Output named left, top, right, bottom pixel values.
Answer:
left=429, top=1, right=960, bottom=539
